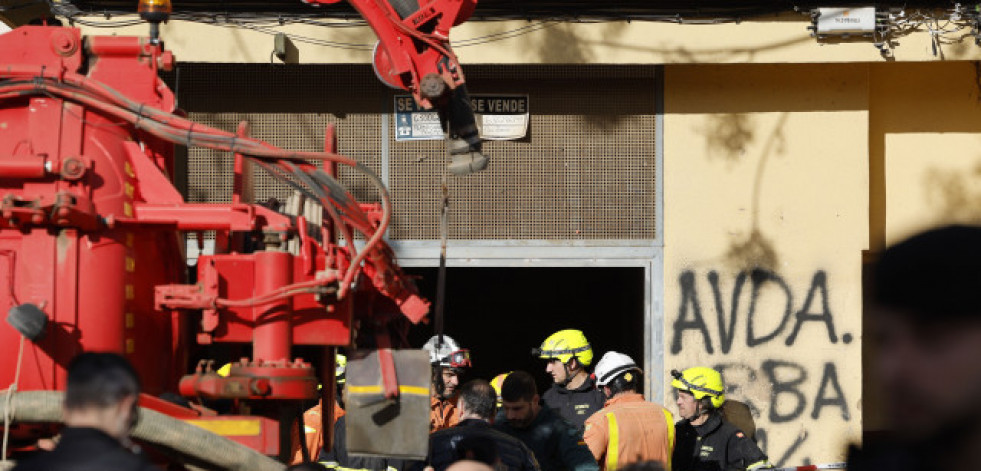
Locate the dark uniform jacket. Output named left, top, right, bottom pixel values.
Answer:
left=321, top=416, right=417, bottom=471
left=542, top=377, right=606, bottom=433
left=12, top=427, right=159, bottom=471
left=427, top=419, right=540, bottom=471
left=672, top=413, right=769, bottom=471
left=494, top=406, right=599, bottom=471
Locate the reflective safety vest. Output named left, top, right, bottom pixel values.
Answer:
left=583, top=392, right=675, bottom=471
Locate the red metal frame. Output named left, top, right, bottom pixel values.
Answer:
left=306, top=0, right=477, bottom=109
left=0, top=17, right=448, bottom=462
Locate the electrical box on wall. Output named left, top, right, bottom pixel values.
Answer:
left=814, top=7, right=876, bottom=36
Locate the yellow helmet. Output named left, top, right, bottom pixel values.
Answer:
left=671, top=367, right=726, bottom=409
left=335, top=353, right=347, bottom=385
left=534, top=329, right=593, bottom=366
left=490, top=372, right=511, bottom=407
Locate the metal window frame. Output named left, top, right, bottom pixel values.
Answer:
left=394, top=241, right=663, bottom=405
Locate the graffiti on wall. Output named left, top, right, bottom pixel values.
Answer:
left=670, top=269, right=855, bottom=466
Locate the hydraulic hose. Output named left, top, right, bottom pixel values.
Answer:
left=0, top=391, right=285, bottom=471
left=0, top=74, right=397, bottom=302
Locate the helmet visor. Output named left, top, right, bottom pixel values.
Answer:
left=445, top=349, right=472, bottom=368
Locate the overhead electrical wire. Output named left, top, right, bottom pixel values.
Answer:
left=45, top=0, right=810, bottom=51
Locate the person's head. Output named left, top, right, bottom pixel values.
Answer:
left=452, top=435, right=500, bottom=468
left=63, top=352, right=141, bottom=441
left=872, top=225, right=981, bottom=443
left=423, top=335, right=471, bottom=399
left=286, top=463, right=329, bottom=471
left=671, top=367, right=725, bottom=423
left=446, top=460, right=494, bottom=471
left=458, top=379, right=497, bottom=421
left=594, top=351, right=642, bottom=399
left=534, top=329, right=593, bottom=386
left=500, top=370, right=540, bottom=429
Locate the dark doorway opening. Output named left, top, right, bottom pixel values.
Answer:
left=405, top=267, right=646, bottom=395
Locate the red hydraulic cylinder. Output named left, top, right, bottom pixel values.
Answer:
left=0, top=159, right=47, bottom=178
left=253, top=250, right=293, bottom=363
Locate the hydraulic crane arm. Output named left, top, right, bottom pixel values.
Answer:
left=306, top=0, right=488, bottom=175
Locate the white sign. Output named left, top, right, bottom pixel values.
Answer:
left=815, top=7, right=876, bottom=35
left=394, top=95, right=530, bottom=142
left=473, top=96, right=530, bottom=141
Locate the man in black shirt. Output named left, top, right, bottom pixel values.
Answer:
left=426, top=380, right=539, bottom=471
left=13, top=352, right=158, bottom=471
left=494, top=371, right=598, bottom=471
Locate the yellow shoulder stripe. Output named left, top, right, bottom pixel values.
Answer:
left=605, top=412, right=619, bottom=471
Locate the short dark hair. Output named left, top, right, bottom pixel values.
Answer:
left=606, top=370, right=643, bottom=396
left=287, top=463, right=329, bottom=471
left=501, top=371, right=537, bottom=403
left=459, top=380, right=497, bottom=419
left=65, top=352, right=140, bottom=410
left=874, top=225, right=981, bottom=321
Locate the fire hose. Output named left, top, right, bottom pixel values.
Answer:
left=0, top=390, right=285, bottom=471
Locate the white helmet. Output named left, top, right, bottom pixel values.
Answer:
left=422, top=335, right=471, bottom=368
left=594, top=351, right=641, bottom=386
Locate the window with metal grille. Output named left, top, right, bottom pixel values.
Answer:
left=176, top=63, right=656, bottom=241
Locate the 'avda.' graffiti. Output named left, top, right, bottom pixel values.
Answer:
left=671, top=269, right=850, bottom=354
left=670, top=269, right=855, bottom=466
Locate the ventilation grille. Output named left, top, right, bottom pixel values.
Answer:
left=186, top=113, right=383, bottom=206
left=178, top=64, right=656, bottom=241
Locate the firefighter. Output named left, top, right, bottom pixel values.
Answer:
left=293, top=353, right=348, bottom=464
left=423, top=335, right=472, bottom=433
left=533, top=329, right=605, bottom=432
left=494, top=371, right=599, bottom=471
left=670, top=368, right=771, bottom=471
left=582, top=352, right=673, bottom=471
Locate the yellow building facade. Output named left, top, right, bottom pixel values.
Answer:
left=4, top=12, right=976, bottom=466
